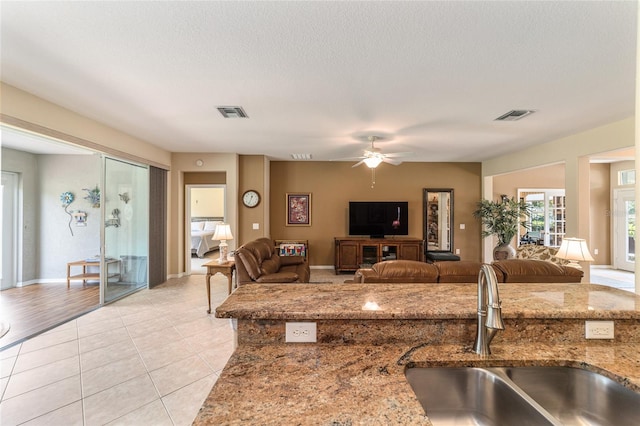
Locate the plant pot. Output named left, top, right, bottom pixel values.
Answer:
left=493, top=243, right=515, bottom=260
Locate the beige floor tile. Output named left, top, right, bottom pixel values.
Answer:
left=119, top=308, right=163, bottom=327
left=106, top=399, right=173, bottom=426
left=150, top=354, right=213, bottom=397
left=21, top=401, right=83, bottom=426
left=0, top=376, right=9, bottom=399
left=78, top=327, right=130, bottom=353
left=138, top=339, right=195, bottom=372
left=80, top=339, right=140, bottom=372
left=0, top=375, right=81, bottom=426
left=174, top=316, right=220, bottom=339
left=81, top=355, right=147, bottom=397
left=132, top=327, right=183, bottom=352
left=162, top=374, right=217, bottom=426
left=77, top=317, right=125, bottom=339
left=20, top=327, right=78, bottom=354
left=3, top=355, right=80, bottom=399
left=12, top=341, right=78, bottom=374
left=1, top=355, right=17, bottom=379
left=42, top=318, right=77, bottom=335
left=76, top=306, right=120, bottom=326
left=83, top=374, right=159, bottom=426
left=183, top=326, right=234, bottom=353
left=0, top=344, right=21, bottom=360
left=199, top=343, right=235, bottom=373
left=124, top=316, right=173, bottom=338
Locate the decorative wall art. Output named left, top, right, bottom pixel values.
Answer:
left=83, top=185, right=100, bottom=208
left=286, top=193, right=311, bottom=226
left=60, top=191, right=75, bottom=236
left=72, top=211, right=87, bottom=226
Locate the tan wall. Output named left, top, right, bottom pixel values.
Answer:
left=190, top=188, right=225, bottom=218
left=239, top=156, right=269, bottom=243
left=270, top=161, right=482, bottom=266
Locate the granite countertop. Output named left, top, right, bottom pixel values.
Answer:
left=215, top=282, right=640, bottom=320
left=193, top=283, right=640, bottom=425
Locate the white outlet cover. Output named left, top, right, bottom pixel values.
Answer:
left=585, top=321, right=614, bottom=339
left=252, top=223, right=259, bottom=230
left=286, top=322, right=317, bottom=343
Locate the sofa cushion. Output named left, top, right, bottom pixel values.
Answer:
left=256, top=271, right=299, bottom=283
left=436, top=261, right=485, bottom=283
left=369, top=260, right=439, bottom=283
left=236, top=248, right=263, bottom=280
left=493, top=259, right=583, bottom=283
left=261, top=254, right=281, bottom=275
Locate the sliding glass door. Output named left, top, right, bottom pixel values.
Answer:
left=102, top=157, right=149, bottom=303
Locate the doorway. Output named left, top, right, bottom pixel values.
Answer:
left=613, top=188, right=635, bottom=272
left=186, top=185, right=226, bottom=275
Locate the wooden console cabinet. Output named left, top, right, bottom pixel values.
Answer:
left=334, top=238, right=424, bottom=274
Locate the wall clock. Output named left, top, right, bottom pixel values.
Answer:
left=242, top=190, right=261, bottom=208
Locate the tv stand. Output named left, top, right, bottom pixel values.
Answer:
left=334, top=237, right=424, bottom=274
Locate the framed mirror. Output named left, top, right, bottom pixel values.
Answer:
left=424, top=189, right=454, bottom=253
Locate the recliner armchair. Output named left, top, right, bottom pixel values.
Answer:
left=234, top=237, right=310, bottom=285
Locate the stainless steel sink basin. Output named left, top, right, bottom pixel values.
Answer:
left=405, top=366, right=640, bottom=426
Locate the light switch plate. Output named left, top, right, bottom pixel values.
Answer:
left=252, top=223, right=259, bottom=230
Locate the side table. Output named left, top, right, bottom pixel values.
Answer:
left=203, top=260, right=236, bottom=313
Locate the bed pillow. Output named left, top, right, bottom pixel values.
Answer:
left=191, top=221, right=204, bottom=231
left=204, top=221, right=220, bottom=231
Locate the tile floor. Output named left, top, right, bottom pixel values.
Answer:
left=0, top=274, right=235, bottom=426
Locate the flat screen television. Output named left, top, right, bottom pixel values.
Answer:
left=349, top=201, right=409, bottom=238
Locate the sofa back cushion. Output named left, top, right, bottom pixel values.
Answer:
left=436, top=261, right=490, bottom=283
left=236, top=247, right=263, bottom=280
left=370, top=260, right=439, bottom=283
left=492, top=259, right=583, bottom=283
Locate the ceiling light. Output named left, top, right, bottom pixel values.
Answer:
left=363, top=157, right=383, bottom=168
left=291, top=154, right=312, bottom=160
left=217, top=106, right=248, bottom=118
left=495, top=110, right=536, bottom=121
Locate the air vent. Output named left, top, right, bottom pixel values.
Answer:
left=217, top=106, right=248, bottom=118
left=495, top=110, right=535, bottom=121
left=291, top=154, right=312, bottom=160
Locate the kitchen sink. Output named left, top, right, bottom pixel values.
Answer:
left=405, top=366, right=640, bottom=426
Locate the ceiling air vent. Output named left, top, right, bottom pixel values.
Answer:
left=495, top=110, right=535, bottom=121
left=291, top=154, right=312, bottom=160
left=217, top=106, right=248, bottom=118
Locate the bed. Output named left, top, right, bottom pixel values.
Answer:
left=191, top=218, right=223, bottom=258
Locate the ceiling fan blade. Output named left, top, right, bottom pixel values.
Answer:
left=352, top=159, right=366, bottom=168
left=384, top=152, right=414, bottom=158
left=382, top=157, right=402, bottom=166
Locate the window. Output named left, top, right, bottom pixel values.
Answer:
left=618, top=169, right=635, bottom=186
left=518, top=189, right=566, bottom=247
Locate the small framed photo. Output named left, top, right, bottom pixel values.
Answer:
left=286, top=193, right=311, bottom=226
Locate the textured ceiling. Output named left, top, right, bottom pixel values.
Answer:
left=0, top=1, right=636, bottom=162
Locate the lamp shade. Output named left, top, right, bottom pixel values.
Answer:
left=213, top=223, right=233, bottom=241
left=556, top=238, right=594, bottom=262
left=363, top=157, right=383, bottom=168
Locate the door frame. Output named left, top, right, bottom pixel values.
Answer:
left=613, top=188, right=635, bottom=272
left=185, top=184, right=227, bottom=275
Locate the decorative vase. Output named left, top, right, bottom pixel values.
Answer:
left=493, top=243, right=515, bottom=260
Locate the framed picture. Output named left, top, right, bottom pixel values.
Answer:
left=286, top=193, right=311, bottom=226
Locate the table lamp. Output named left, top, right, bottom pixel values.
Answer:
left=213, top=224, right=233, bottom=264
left=556, top=237, right=594, bottom=270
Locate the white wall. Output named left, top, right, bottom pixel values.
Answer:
left=38, top=154, right=101, bottom=279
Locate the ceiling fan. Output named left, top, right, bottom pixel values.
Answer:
left=351, top=136, right=411, bottom=169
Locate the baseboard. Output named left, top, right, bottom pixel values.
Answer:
left=16, top=278, right=67, bottom=287
left=591, top=265, right=613, bottom=270
left=310, top=265, right=335, bottom=270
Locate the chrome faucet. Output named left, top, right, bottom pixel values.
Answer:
left=474, top=264, right=505, bottom=355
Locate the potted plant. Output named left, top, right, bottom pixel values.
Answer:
left=473, top=196, right=531, bottom=260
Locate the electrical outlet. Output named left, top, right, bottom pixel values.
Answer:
left=455, top=249, right=460, bottom=254
left=585, top=321, right=614, bottom=339
left=252, top=223, right=259, bottom=230
left=285, top=322, right=317, bottom=342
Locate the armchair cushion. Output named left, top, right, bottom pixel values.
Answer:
left=493, top=259, right=583, bottom=283
left=256, top=271, right=300, bottom=283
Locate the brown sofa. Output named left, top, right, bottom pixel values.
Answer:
left=235, top=237, right=310, bottom=285
left=353, top=259, right=583, bottom=283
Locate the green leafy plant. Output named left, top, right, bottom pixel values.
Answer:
left=473, top=197, right=532, bottom=245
